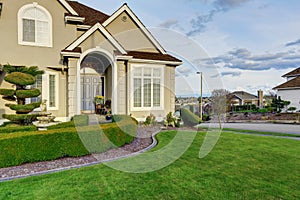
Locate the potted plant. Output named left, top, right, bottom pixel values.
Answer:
left=94, top=96, right=104, bottom=105
left=106, top=109, right=112, bottom=120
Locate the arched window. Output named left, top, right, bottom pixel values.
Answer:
left=18, top=3, right=52, bottom=47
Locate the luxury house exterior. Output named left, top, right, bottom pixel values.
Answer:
left=0, top=0, right=182, bottom=121
left=273, top=67, right=300, bottom=111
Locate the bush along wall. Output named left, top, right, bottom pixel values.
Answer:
left=0, top=65, right=44, bottom=125
left=181, top=108, right=201, bottom=127
left=0, top=118, right=137, bottom=168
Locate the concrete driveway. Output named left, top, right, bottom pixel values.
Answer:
left=200, top=122, right=300, bottom=135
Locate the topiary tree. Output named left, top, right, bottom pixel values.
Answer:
left=0, top=64, right=44, bottom=125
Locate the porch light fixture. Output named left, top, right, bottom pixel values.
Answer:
left=0, top=3, right=3, bottom=17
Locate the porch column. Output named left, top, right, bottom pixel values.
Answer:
left=116, top=61, right=127, bottom=115
left=67, top=58, right=80, bottom=117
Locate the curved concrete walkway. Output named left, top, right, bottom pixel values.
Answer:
left=200, top=122, right=300, bottom=135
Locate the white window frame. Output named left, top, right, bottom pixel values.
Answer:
left=18, top=3, right=53, bottom=47
left=44, top=71, right=59, bottom=111
left=30, top=74, right=43, bottom=104
left=26, top=72, right=59, bottom=111
left=130, top=64, right=164, bottom=111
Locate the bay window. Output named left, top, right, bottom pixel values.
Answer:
left=132, top=65, right=164, bottom=110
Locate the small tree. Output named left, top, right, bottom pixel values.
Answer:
left=210, top=89, right=230, bottom=129
left=283, top=101, right=291, bottom=112
left=0, top=64, right=44, bottom=125
left=287, top=107, right=296, bottom=113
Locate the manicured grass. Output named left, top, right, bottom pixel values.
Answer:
left=222, top=127, right=300, bottom=138
left=0, top=131, right=299, bottom=199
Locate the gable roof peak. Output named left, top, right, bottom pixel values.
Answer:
left=102, top=3, right=167, bottom=54
left=63, top=22, right=126, bottom=55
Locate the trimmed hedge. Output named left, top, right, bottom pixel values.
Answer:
left=112, top=114, right=138, bottom=125
left=47, top=115, right=89, bottom=130
left=0, top=117, right=137, bottom=168
left=0, top=128, right=89, bottom=168
left=181, top=108, right=201, bottom=127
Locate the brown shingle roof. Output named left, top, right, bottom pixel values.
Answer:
left=282, top=67, right=300, bottom=77
left=231, top=91, right=257, bottom=100
left=67, top=1, right=110, bottom=26
left=126, top=51, right=182, bottom=63
left=273, top=76, right=300, bottom=89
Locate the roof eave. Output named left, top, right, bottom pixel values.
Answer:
left=65, top=16, right=85, bottom=23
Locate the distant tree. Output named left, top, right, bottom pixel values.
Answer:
left=210, top=89, right=231, bottom=129
left=287, top=107, right=296, bottom=113
left=271, top=97, right=285, bottom=113
left=283, top=101, right=291, bottom=112
left=271, top=97, right=293, bottom=113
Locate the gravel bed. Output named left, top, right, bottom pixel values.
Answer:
left=0, top=125, right=161, bottom=181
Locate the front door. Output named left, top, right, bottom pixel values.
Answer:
left=81, top=75, right=105, bottom=112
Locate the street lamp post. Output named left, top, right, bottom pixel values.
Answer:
left=197, top=72, right=203, bottom=121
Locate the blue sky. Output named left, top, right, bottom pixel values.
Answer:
left=80, top=0, right=300, bottom=97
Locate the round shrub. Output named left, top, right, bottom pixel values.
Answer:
left=4, top=72, right=35, bottom=86
left=16, top=89, right=41, bottom=99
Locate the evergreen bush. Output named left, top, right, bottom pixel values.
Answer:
left=181, top=108, right=201, bottom=127
left=0, top=65, right=44, bottom=125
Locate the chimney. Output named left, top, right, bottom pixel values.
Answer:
left=258, top=90, right=263, bottom=109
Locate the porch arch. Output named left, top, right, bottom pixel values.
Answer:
left=76, top=48, right=116, bottom=114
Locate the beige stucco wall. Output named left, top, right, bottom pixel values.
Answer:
left=0, top=0, right=76, bottom=118
left=105, top=11, right=160, bottom=53
left=77, top=31, right=117, bottom=55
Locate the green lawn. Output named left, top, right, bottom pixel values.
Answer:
left=0, top=130, right=299, bottom=199
left=222, top=127, right=300, bottom=138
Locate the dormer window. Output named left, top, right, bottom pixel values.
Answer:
left=18, top=3, right=52, bottom=47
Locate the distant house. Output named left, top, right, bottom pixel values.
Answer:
left=230, top=91, right=263, bottom=107
left=0, top=0, right=182, bottom=122
left=273, top=67, right=300, bottom=111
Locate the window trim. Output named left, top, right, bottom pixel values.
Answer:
left=27, top=72, right=59, bottom=111
left=130, top=64, right=164, bottom=111
left=18, top=3, right=53, bottom=47
left=44, top=71, right=59, bottom=110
